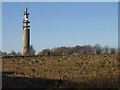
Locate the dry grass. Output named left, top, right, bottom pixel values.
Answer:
left=2, top=54, right=120, bottom=88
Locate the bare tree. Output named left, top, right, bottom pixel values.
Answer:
left=2, top=51, right=7, bottom=56
left=29, top=45, right=36, bottom=55
left=110, top=47, right=116, bottom=54
left=94, top=44, right=102, bottom=54
left=40, top=49, right=51, bottom=56
left=16, top=52, right=22, bottom=56
left=8, top=50, right=16, bottom=56
left=102, top=45, right=109, bottom=54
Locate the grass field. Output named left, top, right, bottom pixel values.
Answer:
left=2, top=54, right=120, bottom=89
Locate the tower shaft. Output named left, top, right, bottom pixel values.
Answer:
left=22, top=8, right=30, bottom=56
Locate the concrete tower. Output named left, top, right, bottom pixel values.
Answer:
left=22, top=8, right=30, bottom=56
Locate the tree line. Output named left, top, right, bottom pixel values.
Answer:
left=0, top=44, right=119, bottom=56
left=39, top=44, right=119, bottom=56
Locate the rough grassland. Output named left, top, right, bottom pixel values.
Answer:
left=2, top=54, right=120, bottom=89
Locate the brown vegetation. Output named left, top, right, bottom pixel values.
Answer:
left=2, top=54, right=120, bottom=89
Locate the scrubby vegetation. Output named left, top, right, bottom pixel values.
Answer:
left=1, top=44, right=119, bottom=56
left=2, top=53, right=120, bottom=89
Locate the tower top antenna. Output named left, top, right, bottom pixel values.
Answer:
left=24, top=7, right=29, bottom=15
left=25, top=7, right=28, bottom=13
